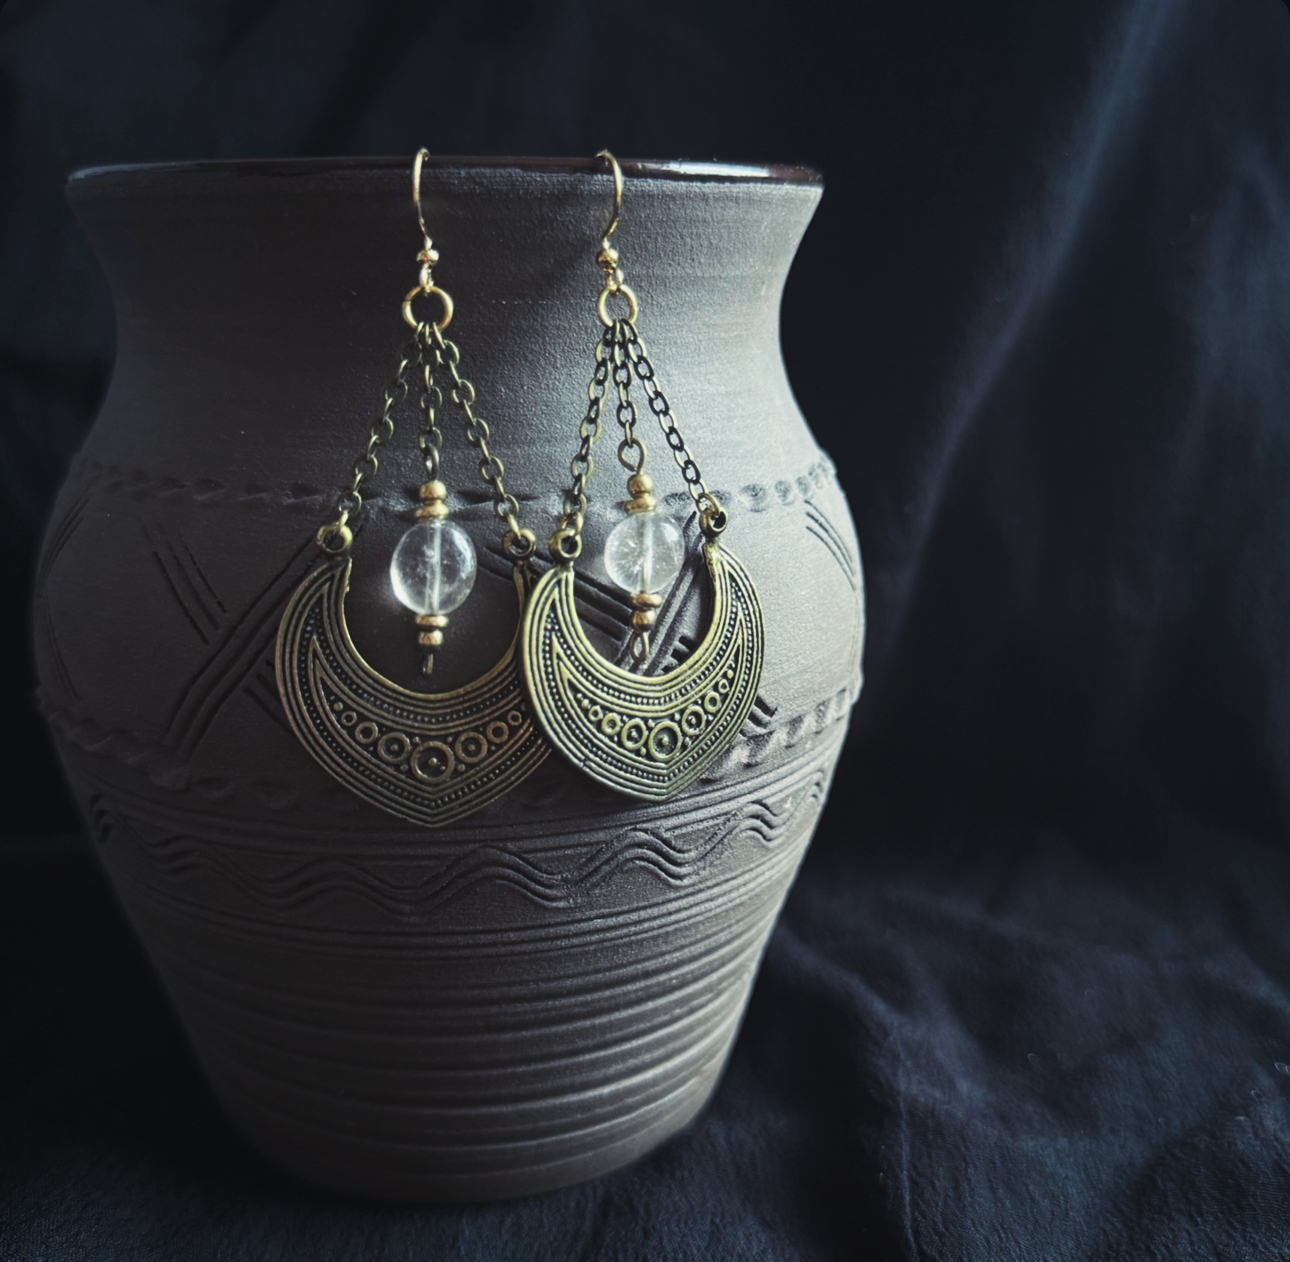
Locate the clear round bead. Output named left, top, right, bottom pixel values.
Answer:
left=603, top=510, right=685, bottom=595
left=389, top=520, right=477, bottom=615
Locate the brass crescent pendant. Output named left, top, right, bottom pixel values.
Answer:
left=521, top=544, right=765, bottom=801
left=276, top=559, right=549, bottom=827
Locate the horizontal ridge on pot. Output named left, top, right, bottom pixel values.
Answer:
left=38, top=156, right=863, bottom=1201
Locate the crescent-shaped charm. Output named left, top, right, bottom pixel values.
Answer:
left=276, top=560, right=549, bottom=827
left=521, top=544, right=765, bottom=801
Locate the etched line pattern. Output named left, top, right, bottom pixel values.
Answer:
left=52, top=668, right=850, bottom=818
left=45, top=451, right=856, bottom=792
left=162, top=535, right=316, bottom=761
left=33, top=482, right=93, bottom=705
left=141, top=521, right=226, bottom=644
left=804, top=499, right=858, bottom=591
left=66, top=452, right=841, bottom=523
left=106, top=767, right=828, bottom=917
left=244, top=664, right=296, bottom=736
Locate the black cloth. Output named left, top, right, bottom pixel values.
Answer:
left=4, top=0, right=1290, bottom=1256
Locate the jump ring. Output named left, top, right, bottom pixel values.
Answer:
left=402, top=284, right=454, bottom=332
left=317, top=519, right=354, bottom=554
left=597, top=282, right=639, bottom=327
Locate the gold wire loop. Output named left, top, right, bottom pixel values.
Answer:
left=596, top=149, right=624, bottom=246
left=317, top=517, right=354, bottom=554
left=413, top=148, right=432, bottom=248
left=550, top=527, right=583, bottom=563
left=597, top=282, right=638, bottom=327
left=502, top=527, right=538, bottom=562
left=617, top=437, right=646, bottom=473
left=699, top=503, right=728, bottom=539
left=403, top=284, right=454, bottom=332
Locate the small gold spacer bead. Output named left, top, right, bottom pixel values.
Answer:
left=627, top=472, right=653, bottom=497
left=415, top=502, right=449, bottom=520
left=420, top=480, right=448, bottom=502
left=631, top=592, right=663, bottom=609
left=416, top=614, right=449, bottom=628
left=418, top=630, right=445, bottom=648
left=625, top=494, right=656, bottom=514
left=631, top=609, right=657, bottom=631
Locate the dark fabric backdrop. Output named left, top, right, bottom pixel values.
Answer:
left=4, top=0, right=1290, bottom=1257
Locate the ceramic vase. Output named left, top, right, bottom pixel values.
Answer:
left=34, top=156, right=864, bottom=1201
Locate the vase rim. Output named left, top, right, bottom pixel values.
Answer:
left=67, top=154, right=823, bottom=195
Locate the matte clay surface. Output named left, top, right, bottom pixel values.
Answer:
left=34, top=159, right=862, bottom=1201
left=8, top=0, right=1290, bottom=1256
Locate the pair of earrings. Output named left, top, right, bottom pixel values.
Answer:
left=276, top=151, right=765, bottom=827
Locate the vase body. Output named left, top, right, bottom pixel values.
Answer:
left=36, top=157, right=864, bottom=1202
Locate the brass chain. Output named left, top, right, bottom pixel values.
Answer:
left=317, top=334, right=422, bottom=555
left=610, top=322, right=645, bottom=475
left=550, top=324, right=612, bottom=560
left=421, top=322, right=535, bottom=561
left=551, top=314, right=728, bottom=559
left=317, top=309, right=535, bottom=563
left=621, top=319, right=724, bottom=533
left=414, top=326, right=444, bottom=482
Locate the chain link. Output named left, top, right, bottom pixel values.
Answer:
left=610, top=324, right=645, bottom=474
left=620, top=320, right=722, bottom=525
left=317, top=316, right=535, bottom=562
left=415, top=333, right=445, bottom=482
left=552, top=317, right=726, bottom=559
left=317, top=334, right=422, bottom=553
left=551, top=324, right=613, bottom=558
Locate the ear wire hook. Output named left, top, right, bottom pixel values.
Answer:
left=413, top=147, right=433, bottom=251
left=593, top=150, right=638, bottom=325
left=403, top=149, right=453, bottom=332
left=596, top=149, right=624, bottom=248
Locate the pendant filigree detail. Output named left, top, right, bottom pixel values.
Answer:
left=521, top=545, right=764, bottom=801
left=276, top=560, right=548, bottom=827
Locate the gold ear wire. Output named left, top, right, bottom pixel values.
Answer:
left=403, top=150, right=452, bottom=333
left=593, top=151, right=638, bottom=326
left=596, top=149, right=624, bottom=250
left=413, top=147, right=432, bottom=249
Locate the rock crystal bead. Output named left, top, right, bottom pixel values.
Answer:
left=389, top=520, right=477, bottom=615
left=604, top=510, right=685, bottom=595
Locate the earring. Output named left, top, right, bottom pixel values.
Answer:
left=520, top=151, right=765, bottom=802
left=276, top=149, right=548, bottom=827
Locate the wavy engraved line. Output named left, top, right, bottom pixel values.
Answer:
left=148, top=855, right=789, bottom=1013
left=122, top=838, right=809, bottom=973
left=116, top=788, right=818, bottom=955
left=51, top=686, right=847, bottom=832
left=120, top=776, right=825, bottom=917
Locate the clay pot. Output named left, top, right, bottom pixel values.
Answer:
left=36, top=156, right=864, bottom=1201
